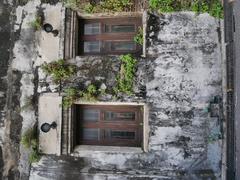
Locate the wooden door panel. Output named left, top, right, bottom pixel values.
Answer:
left=83, top=17, right=141, bottom=24
left=76, top=104, right=143, bottom=147
left=81, top=34, right=135, bottom=41
left=78, top=17, right=142, bottom=55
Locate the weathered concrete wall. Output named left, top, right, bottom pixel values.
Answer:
left=0, top=1, right=65, bottom=179
left=0, top=2, right=12, bottom=178
left=0, top=0, right=24, bottom=179
left=145, top=12, right=223, bottom=178
left=0, top=0, right=224, bottom=178
left=34, top=12, right=223, bottom=180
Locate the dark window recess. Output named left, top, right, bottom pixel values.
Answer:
left=104, top=111, right=135, bottom=121
left=83, top=109, right=100, bottom=122
left=84, top=41, right=101, bottom=53
left=78, top=17, right=142, bottom=55
left=82, top=128, right=100, bottom=140
left=75, top=105, right=143, bottom=147
left=111, top=41, right=135, bottom=51
left=84, top=23, right=100, bottom=35
left=107, top=130, right=135, bottom=140
left=110, top=25, right=135, bottom=33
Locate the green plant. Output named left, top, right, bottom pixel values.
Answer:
left=29, top=15, right=42, bottom=30
left=115, top=54, right=137, bottom=95
left=21, top=128, right=37, bottom=149
left=191, top=1, right=199, bottom=12
left=21, top=127, right=41, bottom=163
left=191, top=0, right=223, bottom=18
left=191, top=0, right=209, bottom=13
left=149, top=0, right=159, bottom=9
left=209, top=0, right=223, bottom=18
left=134, top=27, right=143, bottom=46
left=149, top=0, right=223, bottom=18
left=41, top=59, right=76, bottom=83
left=149, top=0, right=175, bottom=12
left=29, top=149, right=41, bottom=163
left=100, top=0, right=133, bottom=12
left=63, top=87, right=79, bottom=108
left=62, top=0, right=80, bottom=10
left=63, top=0, right=132, bottom=13
left=83, top=3, right=97, bottom=13
left=21, top=96, right=34, bottom=112
left=80, top=84, right=98, bottom=102
left=63, top=85, right=102, bottom=108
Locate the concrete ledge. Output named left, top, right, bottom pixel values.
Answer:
left=73, top=145, right=143, bottom=155
left=39, top=93, right=62, bottom=155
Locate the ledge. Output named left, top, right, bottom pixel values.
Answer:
left=72, top=145, right=143, bottom=155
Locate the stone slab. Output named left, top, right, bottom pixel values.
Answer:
left=35, top=3, right=65, bottom=66
left=38, top=93, right=62, bottom=155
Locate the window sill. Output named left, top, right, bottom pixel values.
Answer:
left=72, top=145, right=143, bottom=155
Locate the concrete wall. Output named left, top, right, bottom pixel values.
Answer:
left=34, top=12, right=224, bottom=180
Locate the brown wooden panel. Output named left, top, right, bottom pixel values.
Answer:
left=78, top=17, right=142, bottom=55
left=75, top=104, right=143, bottom=147
left=81, top=33, right=135, bottom=41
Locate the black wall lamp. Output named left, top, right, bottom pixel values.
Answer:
left=40, top=122, right=57, bottom=133
left=43, top=23, right=59, bottom=37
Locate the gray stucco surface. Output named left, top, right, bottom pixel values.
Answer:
left=32, top=12, right=223, bottom=180
left=0, top=0, right=11, bottom=178
left=0, top=0, right=224, bottom=178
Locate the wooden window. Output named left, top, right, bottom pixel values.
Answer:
left=84, top=23, right=101, bottom=35
left=78, top=17, right=142, bottom=55
left=75, top=105, right=143, bottom=147
left=83, top=41, right=101, bottom=53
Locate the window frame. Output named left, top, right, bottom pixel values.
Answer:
left=78, top=17, right=142, bottom=55
left=74, top=104, right=143, bottom=147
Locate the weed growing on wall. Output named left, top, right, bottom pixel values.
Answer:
left=64, top=0, right=133, bottom=13
left=21, top=96, right=34, bottom=112
left=63, top=85, right=105, bottom=108
left=29, top=15, right=42, bottom=31
left=149, top=0, right=174, bottom=12
left=134, top=27, right=144, bottom=46
left=21, top=128, right=36, bottom=149
left=41, top=59, right=76, bottom=83
left=100, top=0, right=133, bottom=12
left=79, top=84, right=98, bottom=102
left=115, top=54, right=137, bottom=95
left=21, top=126, right=41, bottom=163
left=62, top=0, right=80, bottom=10
left=63, top=87, right=79, bottom=108
left=29, top=149, right=41, bottom=163
left=207, top=0, right=223, bottom=18
left=149, top=0, right=223, bottom=18
left=83, top=3, right=98, bottom=13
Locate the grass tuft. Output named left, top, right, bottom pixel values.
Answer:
left=29, top=15, right=43, bottom=31
left=134, top=27, right=144, bottom=46
left=149, top=0, right=223, bottom=18
left=41, top=59, right=77, bottom=83
left=63, top=0, right=133, bottom=13
left=21, top=128, right=36, bottom=149
left=115, top=54, right=137, bottom=95
left=63, top=85, right=104, bottom=108
left=21, top=126, right=41, bottom=164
